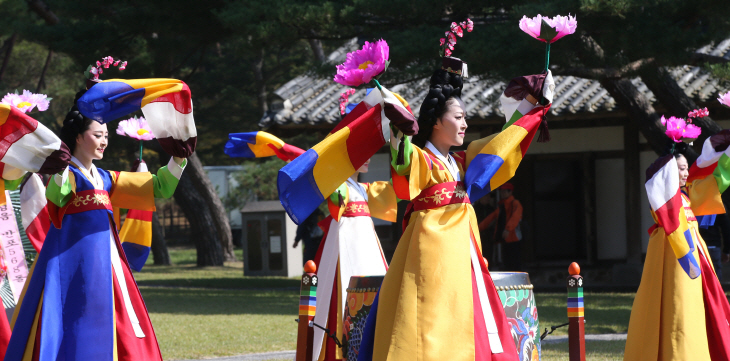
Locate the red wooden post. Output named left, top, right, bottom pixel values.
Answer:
left=567, top=262, right=586, bottom=361
left=296, top=260, right=318, bottom=361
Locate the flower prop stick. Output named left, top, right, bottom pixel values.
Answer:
left=116, top=116, right=155, bottom=162
left=439, top=19, right=474, bottom=58
left=519, top=14, right=577, bottom=71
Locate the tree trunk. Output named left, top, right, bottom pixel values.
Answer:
left=599, top=78, right=679, bottom=156
left=0, top=33, right=17, bottom=83
left=309, top=38, right=325, bottom=63
left=36, top=50, right=52, bottom=92
left=173, top=163, right=225, bottom=266
left=150, top=211, right=171, bottom=265
left=183, top=153, right=237, bottom=262
left=640, top=66, right=722, bottom=146
left=253, top=48, right=268, bottom=115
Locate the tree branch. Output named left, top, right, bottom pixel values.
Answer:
left=26, top=0, right=59, bottom=25
left=554, top=58, right=655, bottom=80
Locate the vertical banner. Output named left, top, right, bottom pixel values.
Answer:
left=0, top=191, right=28, bottom=303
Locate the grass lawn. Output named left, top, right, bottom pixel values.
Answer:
left=136, top=247, right=634, bottom=360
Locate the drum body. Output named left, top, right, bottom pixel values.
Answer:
left=492, top=272, right=540, bottom=361
left=342, top=275, right=383, bottom=361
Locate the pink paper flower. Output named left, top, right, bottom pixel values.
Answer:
left=519, top=14, right=577, bottom=43
left=439, top=38, right=445, bottom=46
left=451, top=22, right=463, bottom=37
left=88, top=56, right=127, bottom=80
left=688, top=107, right=709, bottom=119
left=333, top=40, right=389, bottom=87
left=1, top=90, right=51, bottom=113
left=465, top=18, right=474, bottom=32
left=116, top=116, right=155, bottom=141
left=662, top=115, right=701, bottom=143
left=718, top=91, right=730, bottom=107
left=339, top=89, right=356, bottom=115
left=444, top=48, right=452, bottom=57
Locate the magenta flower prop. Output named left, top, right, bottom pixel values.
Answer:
left=662, top=115, right=701, bottom=143
left=116, top=116, right=155, bottom=141
left=440, top=18, right=473, bottom=58
left=86, top=56, right=127, bottom=81
left=1, top=90, right=51, bottom=113
left=333, top=40, right=389, bottom=87
left=718, top=91, right=730, bottom=108
left=519, top=14, right=577, bottom=43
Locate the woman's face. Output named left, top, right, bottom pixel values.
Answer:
left=431, top=99, right=467, bottom=148
left=357, top=158, right=371, bottom=173
left=75, top=121, right=108, bottom=161
left=677, top=155, right=689, bottom=187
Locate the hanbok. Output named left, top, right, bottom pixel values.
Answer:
left=366, top=138, right=519, bottom=361
left=312, top=177, right=396, bottom=361
left=625, top=141, right=730, bottom=361
left=5, top=156, right=185, bottom=361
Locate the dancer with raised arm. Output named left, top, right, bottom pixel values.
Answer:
left=624, top=107, right=730, bottom=361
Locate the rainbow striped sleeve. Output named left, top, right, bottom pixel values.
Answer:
left=646, top=155, right=699, bottom=279
left=278, top=86, right=410, bottom=224
left=464, top=104, right=548, bottom=202
left=684, top=136, right=730, bottom=216
left=78, top=78, right=196, bottom=157
left=224, top=131, right=304, bottom=162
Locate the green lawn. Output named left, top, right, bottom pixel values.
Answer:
left=136, top=247, right=634, bottom=360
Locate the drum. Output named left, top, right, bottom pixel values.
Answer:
left=342, top=275, right=383, bottom=361
left=492, top=272, right=540, bottom=361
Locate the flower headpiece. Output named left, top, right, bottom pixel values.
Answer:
left=1, top=90, right=51, bottom=113
left=85, top=56, right=127, bottom=82
left=333, top=40, right=389, bottom=87
left=519, top=14, right=577, bottom=71
left=440, top=19, right=474, bottom=58
left=718, top=91, right=730, bottom=108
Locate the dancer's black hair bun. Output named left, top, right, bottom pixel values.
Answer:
left=413, top=57, right=467, bottom=148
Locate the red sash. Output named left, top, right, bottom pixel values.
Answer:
left=402, top=181, right=470, bottom=231
left=65, top=189, right=113, bottom=215
left=342, top=201, right=370, bottom=217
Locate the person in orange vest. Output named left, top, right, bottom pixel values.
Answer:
left=479, top=183, right=523, bottom=271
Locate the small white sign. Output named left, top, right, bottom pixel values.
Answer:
left=269, top=236, right=282, bottom=254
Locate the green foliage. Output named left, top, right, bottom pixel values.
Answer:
left=3, top=0, right=730, bottom=170
left=225, top=158, right=286, bottom=210
left=707, top=63, right=730, bottom=89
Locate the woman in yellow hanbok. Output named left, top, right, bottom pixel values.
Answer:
left=625, top=136, right=730, bottom=361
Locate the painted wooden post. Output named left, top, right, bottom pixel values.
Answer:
left=567, top=262, right=586, bottom=361
left=296, top=260, right=318, bottom=361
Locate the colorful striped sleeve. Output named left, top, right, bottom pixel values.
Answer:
left=686, top=135, right=730, bottom=216
left=46, top=167, right=75, bottom=208
left=224, top=131, right=304, bottom=162
left=646, top=155, right=699, bottom=279
left=464, top=104, right=548, bottom=202
left=152, top=158, right=186, bottom=199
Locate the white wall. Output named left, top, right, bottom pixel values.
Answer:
left=528, top=126, right=623, bottom=154
left=595, top=158, right=628, bottom=259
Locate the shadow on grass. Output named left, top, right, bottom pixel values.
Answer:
left=140, top=287, right=299, bottom=316
left=535, top=293, right=633, bottom=335
left=136, top=277, right=300, bottom=290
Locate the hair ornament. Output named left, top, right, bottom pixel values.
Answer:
left=439, top=18, right=473, bottom=58
left=85, top=56, right=127, bottom=83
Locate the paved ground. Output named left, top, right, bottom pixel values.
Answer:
left=181, top=334, right=628, bottom=361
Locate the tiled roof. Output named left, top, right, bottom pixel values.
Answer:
left=260, top=38, right=730, bottom=128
